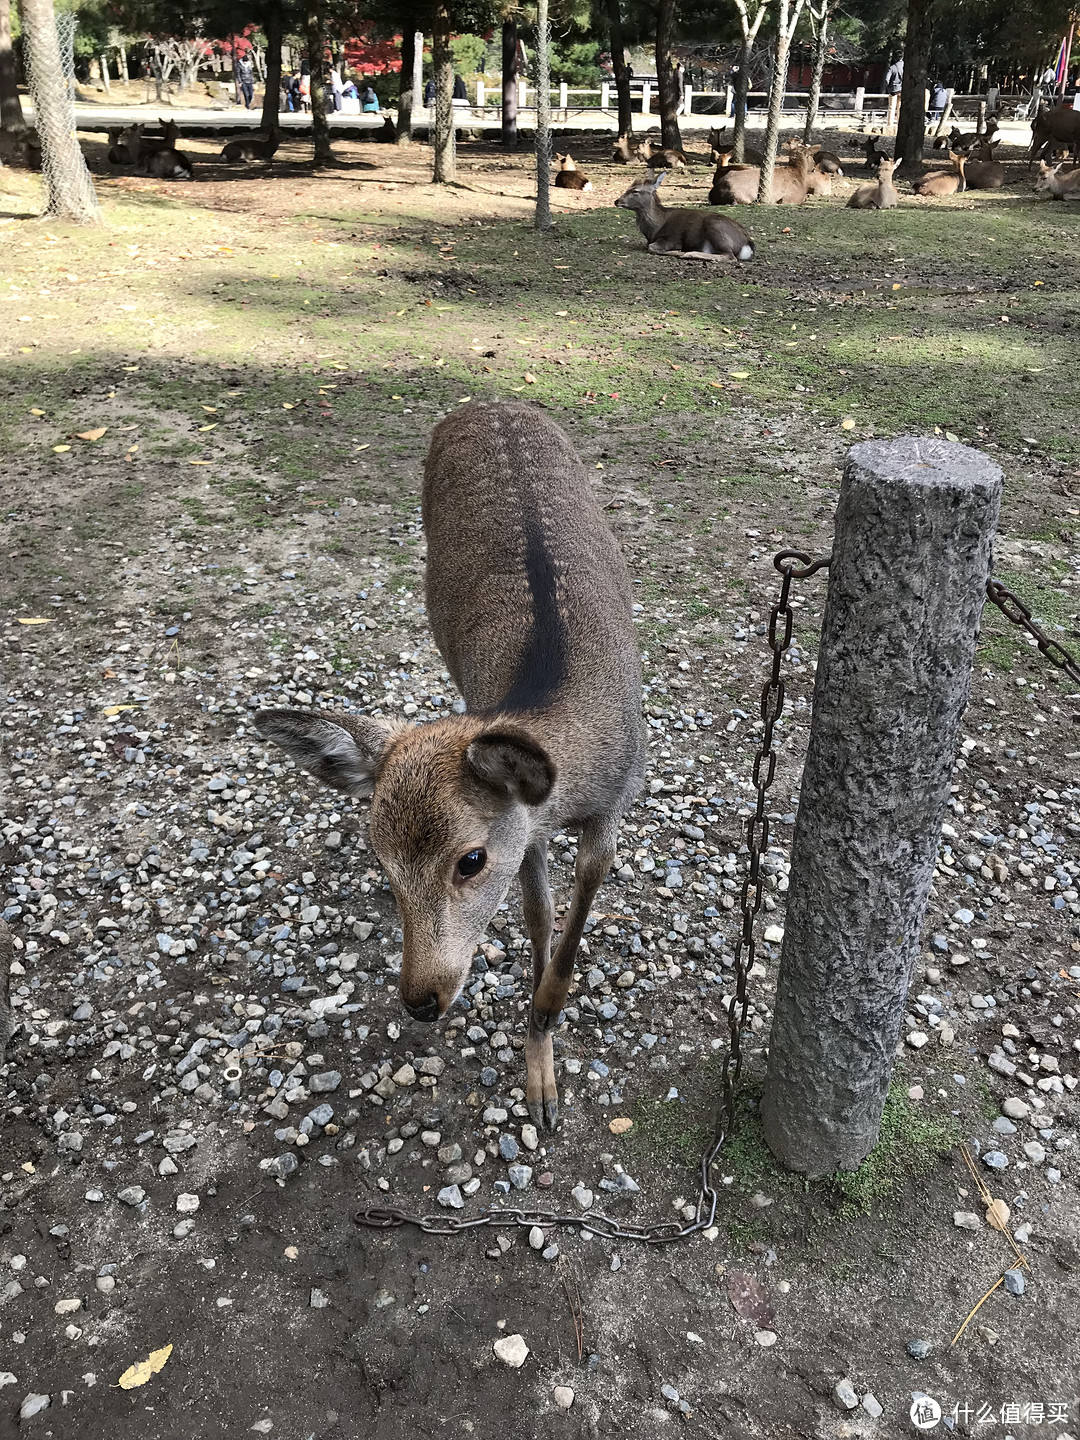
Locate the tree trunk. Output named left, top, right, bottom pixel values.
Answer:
left=894, top=0, right=933, bottom=176
left=757, top=0, right=803, bottom=201
left=0, top=0, right=27, bottom=132
left=501, top=20, right=517, bottom=146
left=654, top=0, right=682, bottom=150
left=118, top=43, right=128, bottom=81
left=99, top=53, right=110, bottom=93
left=605, top=0, right=632, bottom=138
left=261, top=0, right=283, bottom=133
left=432, top=0, right=454, bottom=181
left=410, top=30, right=422, bottom=137
left=396, top=25, right=415, bottom=142
left=305, top=0, right=332, bottom=162
left=732, top=37, right=751, bottom=161
left=20, top=0, right=98, bottom=222
left=535, top=0, right=551, bottom=228
left=802, top=3, right=829, bottom=142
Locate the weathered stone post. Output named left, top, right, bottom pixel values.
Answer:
left=761, top=437, right=1003, bottom=1174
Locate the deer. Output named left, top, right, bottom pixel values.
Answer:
left=1034, top=160, right=1080, bottom=200
left=612, top=132, right=639, bottom=163
left=847, top=157, right=898, bottom=209
left=1030, top=103, right=1080, bottom=166
left=615, top=171, right=755, bottom=261
left=710, top=128, right=764, bottom=165
left=137, top=142, right=194, bottom=180
left=863, top=135, right=891, bottom=170
left=221, top=128, right=280, bottom=164
left=784, top=138, right=843, bottom=174
left=709, top=146, right=819, bottom=205
left=254, top=402, right=645, bottom=1129
left=553, top=152, right=593, bottom=191
left=964, top=137, right=1005, bottom=190
left=640, top=137, right=688, bottom=170
left=107, top=127, right=131, bottom=164
left=915, top=150, right=966, bottom=197
left=936, top=118, right=998, bottom=153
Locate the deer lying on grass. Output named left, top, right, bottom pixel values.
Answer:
left=221, top=129, right=279, bottom=164
left=121, top=122, right=193, bottom=180
left=964, top=138, right=1005, bottom=190
left=847, top=157, right=898, bottom=209
left=612, top=133, right=639, bottom=163
left=710, top=128, right=764, bottom=165
left=640, top=137, right=688, bottom=170
left=915, top=151, right=966, bottom=197
left=256, top=403, right=645, bottom=1128
left=784, top=139, right=843, bottom=174
left=863, top=135, right=891, bottom=170
left=1034, top=160, right=1080, bottom=199
left=616, top=171, right=755, bottom=261
left=709, top=146, right=824, bottom=205
left=553, top=152, right=593, bottom=190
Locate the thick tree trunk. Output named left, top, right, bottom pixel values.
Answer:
left=432, top=0, right=454, bottom=182
left=261, top=0, right=283, bottom=133
left=20, top=0, right=98, bottom=221
left=757, top=0, right=804, bottom=201
left=605, top=0, right=632, bottom=138
left=396, top=25, right=415, bottom=142
left=501, top=20, right=517, bottom=146
left=894, top=0, right=934, bottom=176
left=654, top=0, right=682, bottom=150
left=305, top=2, right=332, bottom=162
left=535, top=0, right=551, bottom=228
left=0, top=0, right=26, bottom=132
left=803, top=3, right=829, bottom=142
left=732, top=37, right=752, bottom=161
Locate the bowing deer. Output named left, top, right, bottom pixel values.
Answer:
left=1034, top=160, right=1080, bottom=200
left=615, top=171, right=755, bottom=261
left=256, top=403, right=644, bottom=1128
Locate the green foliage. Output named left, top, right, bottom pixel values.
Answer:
left=450, top=32, right=486, bottom=75
left=829, top=1090, right=962, bottom=1216
left=549, top=37, right=601, bottom=85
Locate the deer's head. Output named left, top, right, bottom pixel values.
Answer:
left=614, top=171, right=666, bottom=212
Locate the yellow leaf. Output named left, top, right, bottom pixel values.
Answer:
left=123, top=365, right=140, bottom=372
left=18, top=617, right=52, bottom=625
left=198, top=423, right=218, bottom=432
left=892, top=283, right=902, bottom=290
left=52, top=444, right=71, bottom=453
left=355, top=443, right=370, bottom=451
left=30, top=408, right=45, bottom=416
left=76, top=427, right=108, bottom=441
left=985, top=1199, right=1010, bottom=1232
left=201, top=406, right=217, bottom=413
left=524, top=373, right=537, bottom=384
left=728, top=370, right=750, bottom=380
left=103, top=704, right=141, bottom=716
left=189, top=459, right=213, bottom=466
left=117, top=1344, right=173, bottom=1390
left=608, top=1117, right=633, bottom=1135
left=19, top=347, right=32, bottom=353
left=281, top=402, right=295, bottom=410
left=945, top=431, right=960, bottom=443
left=841, top=417, right=856, bottom=430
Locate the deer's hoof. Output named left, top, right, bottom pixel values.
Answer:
left=544, top=1097, right=560, bottom=1130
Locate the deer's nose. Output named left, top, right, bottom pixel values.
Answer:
left=403, top=994, right=440, bottom=1024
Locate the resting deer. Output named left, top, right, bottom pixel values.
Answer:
left=1034, top=160, right=1080, bottom=200
left=107, top=127, right=131, bottom=165
left=256, top=403, right=644, bottom=1128
left=915, top=150, right=966, bottom=197
left=221, top=129, right=280, bottom=164
left=965, top=138, right=1004, bottom=190
left=863, top=135, right=891, bottom=170
left=640, top=137, right=688, bottom=170
left=612, top=132, right=639, bottom=163
left=847, top=157, right=898, bottom=209
left=615, top=171, right=754, bottom=261
left=709, top=147, right=821, bottom=205
left=553, top=152, right=593, bottom=191
left=784, top=138, right=842, bottom=174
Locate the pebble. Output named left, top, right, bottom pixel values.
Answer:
left=553, top=1386, right=574, bottom=1409
left=309, top=1071, right=342, bottom=1094
left=754, top=1331, right=777, bottom=1347
left=529, top=1227, right=545, bottom=1250
left=1003, top=1269, right=1025, bottom=1296
left=499, top=1135, right=520, bottom=1162
left=571, top=1185, right=594, bottom=1211
left=507, top=1165, right=533, bottom=1190
left=117, top=1186, right=146, bottom=1206
left=907, top=1339, right=931, bottom=1359
left=176, top=1194, right=200, bottom=1214
left=493, top=1334, right=529, bottom=1368
left=520, top=1125, right=539, bottom=1152
left=862, top=1393, right=883, bottom=1419
left=437, top=1185, right=464, bottom=1209
left=309, top=1288, right=328, bottom=1308
left=981, top=1150, right=1009, bottom=1170
left=1002, top=1097, right=1030, bottom=1120
left=1023, top=1141, right=1046, bottom=1164
left=833, top=1379, right=858, bottom=1411
left=20, top=1394, right=50, bottom=1421
left=263, top=1154, right=299, bottom=1180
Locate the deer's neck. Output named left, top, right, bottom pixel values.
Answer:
left=635, top=198, right=666, bottom=240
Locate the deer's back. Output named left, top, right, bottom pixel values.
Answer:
left=422, top=403, right=639, bottom=727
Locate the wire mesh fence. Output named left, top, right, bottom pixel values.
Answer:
left=23, top=5, right=99, bottom=223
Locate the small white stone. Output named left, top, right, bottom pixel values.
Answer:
left=553, top=1386, right=574, bottom=1409
left=862, top=1392, right=883, bottom=1419
left=906, top=1031, right=929, bottom=1049
left=528, top=1226, right=545, bottom=1250
left=754, top=1330, right=777, bottom=1347
left=493, top=1334, right=530, bottom=1368
left=763, top=925, right=785, bottom=943
left=176, top=1193, right=200, bottom=1214
left=53, top=1298, right=82, bottom=1316
left=954, top=1211, right=981, bottom=1230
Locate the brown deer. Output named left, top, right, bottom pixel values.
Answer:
left=107, top=127, right=131, bottom=164
left=863, top=135, right=891, bottom=170
left=221, top=129, right=280, bottom=164
left=553, top=152, right=593, bottom=191
left=939, top=118, right=998, bottom=154
left=640, top=137, right=688, bottom=170
left=615, top=171, right=755, bottom=260
left=137, top=143, right=194, bottom=180
left=784, top=138, right=842, bottom=174
left=915, top=151, right=966, bottom=197
left=964, top=138, right=1005, bottom=190
left=1030, top=104, right=1080, bottom=165
left=847, top=157, right=898, bottom=209
left=1034, top=160, right=1080, bottom=200
left=612, top=132, right=639, bottom=163
left=255, top=403, right=645, bottom=1128
left=709, top=147, right=818, bottom=205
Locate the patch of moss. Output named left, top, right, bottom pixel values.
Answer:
left=829, top=1089, right=963, bottom=1217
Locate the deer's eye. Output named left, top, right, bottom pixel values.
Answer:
left=456, top=848, right=486, bottom=880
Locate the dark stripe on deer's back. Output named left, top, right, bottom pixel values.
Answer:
left=494, top=497, right=568, bottom=714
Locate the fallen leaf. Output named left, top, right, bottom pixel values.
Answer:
left=281, top=402, right=295, bottom=410
left=76, top=427, right=108, bottom=441
left=355, top=443, right=370, bottom=451
left=103, top=704, right=141, bottom=717
left=725, top=1269, right=775, bottom=1329
left=524, top=373, right=537, bottom=384
left=30, top=407, right=45, bottom=416
left=986, top=1199, right=1010, bottom=1232
left=117, top=1344, right=173, bottom=1390
left=892, top=283, right=903, bottom=290
left=841, top=417, right=856, bottom=430
left=201, top=405, right=217, bottom=413
left=18, top=617, right=52, bottom=625
left=608, top=1117, right=633, bottom=1135
left=945, top=431, right=960, bottom=443
left=52, top=444, right=71, bottom=453
left=189, top=459, right=213, bottom=466
left=198, top=423, right=218, bottom=432
left=728, top=370, right=750, bottom=380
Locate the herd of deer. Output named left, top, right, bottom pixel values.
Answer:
left=104, top=117, right=280, bottom=180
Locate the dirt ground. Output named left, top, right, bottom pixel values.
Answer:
left=1, top=123, right=1078, bottom=1439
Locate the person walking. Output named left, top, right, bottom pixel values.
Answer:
left=299, top=61, right=311, bottom=113
left=929, top=78, right=948, bottom=122
left=330, top=65, right=344, bottom=112
left=236, top=52, right=255, bottom=109
left=885, top=55, right=904, bottom=128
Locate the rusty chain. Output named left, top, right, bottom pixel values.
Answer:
left=353, top=554, right=1080, bottom=1244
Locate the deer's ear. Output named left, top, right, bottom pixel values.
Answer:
left=254, top=709, right=397, bottom=796
left=651, top=169, right=667, bottom=189
left=464, top=731, right=555, bottom=808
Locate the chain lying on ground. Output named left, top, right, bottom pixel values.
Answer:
left=353, top=553, right=1080, bottom=1243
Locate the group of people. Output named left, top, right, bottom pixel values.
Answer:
left=281, top=62, right=380, bottom=114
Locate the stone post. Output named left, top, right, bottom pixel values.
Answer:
left=761, top=437, right=1003, bottom=1175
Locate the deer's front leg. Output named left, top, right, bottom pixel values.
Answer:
left=519, top=842, right=557, bottom=1129
left=529, top=818, right=618, bottom=1128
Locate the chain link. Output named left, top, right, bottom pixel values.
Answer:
left=984, top=579, right=1080, bottom=693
